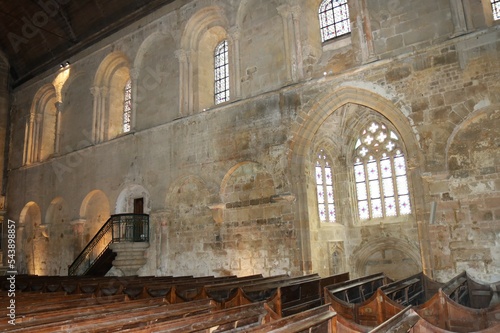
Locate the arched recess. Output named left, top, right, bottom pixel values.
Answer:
left=289, top=85, right=425, bottom=275
left=43, top=197, right=72, bottom=275
left=236, top=0, right=288, bottom=96
left=353, top=237, right=422, bottom=280
left=24, top=84, right=58, bottom=164
left=115, top=184, right=151, bottom=214
left=446, top=105, right=500, bottom=176
left=220, top=161, right=277, bottom=204
left=133, top=31, right=179, bottom=129
left=94, top=51, right=132, bottom=141
left=59, top=70, right=93, bottom=151
left=79, top=190, right=110, bottom=247
left=18, top=202, right=41, bottom=274
left=179, top=6, right=231, bottom=114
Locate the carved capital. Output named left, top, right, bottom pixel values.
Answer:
left=277, top=5, right=292, bottom=19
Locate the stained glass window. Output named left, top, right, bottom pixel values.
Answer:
left=316, top=150, right=336, bottom=222
left=354, top=121, right=411, bottom=220
left=492, top=0, right=500, bottom=20
left=319, top=0, right=351, bottom=43
left=214, top=40, right=229, bottom=105
left=123, top=79, right=132, bottom=133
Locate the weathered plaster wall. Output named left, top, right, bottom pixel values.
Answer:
left=4, top=0, right=500, bottom=282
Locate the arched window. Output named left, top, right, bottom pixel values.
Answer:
left=353, top=121, right=411, bottom=220
left=123, top=79, right=132, bottom=133
left=214, top=40, right=229, bottom=105
left=315, top=149, right=336, bottom=223
left=492, top=0, right=500, bottom=20
left=318, top=0, right=351, bottom=43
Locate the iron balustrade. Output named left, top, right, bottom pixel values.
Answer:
left=68, top=213, right=149, bottom=276
left=111, top=213, right=149, bottom=243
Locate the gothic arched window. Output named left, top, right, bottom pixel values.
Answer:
left=353, top=121, right=411, bottom=220
left=315, top=149, right=336, bottom=223
left=123, top=79, right=132, bottom=133
left=214, top=40, right=229, bottom=105
left=492, top=0, right=500, bottom=20
left=318, top=0, right=351, bottom=43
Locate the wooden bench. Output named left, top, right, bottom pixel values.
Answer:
left=117, top=301, right=271, bottom=333
left=8, top=298, right=217, bottom=333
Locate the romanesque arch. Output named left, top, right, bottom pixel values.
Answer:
left=115, top=183, right=151, bottom=214
left=79, top=190, right=110, bottom=248
left=133, top=31, right=179, bottom=129
left=94, top=51, right=132, bottom=141
left=18, top=202, right=41, bottom=274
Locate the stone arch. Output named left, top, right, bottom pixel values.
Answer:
left=236, top=0, right=288, bottom=95
left=19, top=202, right=42, bottom=274
left=180, top=6, right=230, bottom=113
left=94, top=51, right=132, bottom=140
left=43, top=197, right=73, bottom=275
left=220, top=161, right=276, bottom=204
left=353, top=237, right=422, bottom=280
left=290, top=85, right=420, bottom=166
left=133, top=30, right=179, bottom=128
left=59, top=69, right=93, bottom=150
left=289, top=85, right=424, bottom=275
left=446, top=105, right=500, bottom=175
left=25, top=84, right=58, bottom=163
left=115, top=183, right=151, bottom=214
left=79, top=190, right=110, bottom=247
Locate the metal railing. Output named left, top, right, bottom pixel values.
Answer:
left=68, top=214, right=149, bottom=276
left=111, top=214, right=149, bottom=243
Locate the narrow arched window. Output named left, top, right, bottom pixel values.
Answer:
left=315, top=149, right=336, bottom=222
left=354, top=121, right=411, bottom=220
left=123, top=79, right=132, bottom=133
left=319, top=0, right=351, bottom=43
left=492, top=0, right=500, bottom=20
left=214, top=40, right=229, bottom=105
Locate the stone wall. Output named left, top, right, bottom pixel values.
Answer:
left=4, top=0, right=500, bottom=282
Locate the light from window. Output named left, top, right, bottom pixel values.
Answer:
left=319, top=0, right=351, bottom=43
left=354, top=121, right=411, bottom=220
left=492, top=0, right=500, bottom=20
left=316, top=150, right=336, bottom=222
left=123, top=79, right=132, bottom=133
left=214, top=40, right=229, bottom=105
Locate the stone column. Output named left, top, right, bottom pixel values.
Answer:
left=449, top=0, right=473, bottom=37
left=175, top=49, right=189, bottom=116
left=54, top=101, right=63, bottom=154
left=23, top=113, right=35, bottom=165
left=129, top=67, right=139, bottom=131
left=228, top=26, right=242, bottom=100
left=70, top=219, right=86, bottom=257
left=33, top=112, right=42, bottom=162
left=358, top=0, right=376, bottom=63
left=150, top=209, right=172, bottom=276
left=277, top=5, right=294, bottom=83
left=290, top=5, right=304, bottom=81
left=90, top=86, right=101, bottom=144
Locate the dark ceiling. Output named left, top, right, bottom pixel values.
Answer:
left=0, top=0, right=175, bottom=87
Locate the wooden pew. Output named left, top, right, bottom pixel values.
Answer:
left=117, top=301, right=271, bottom=333
left=415, top=289, right=500, bottom=332
left=8, top=299, right=217, bottom=333
left=380, top=272, right=442, bottom=306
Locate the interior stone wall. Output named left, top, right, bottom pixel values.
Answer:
left=3, top=0, right=500, bottom=282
